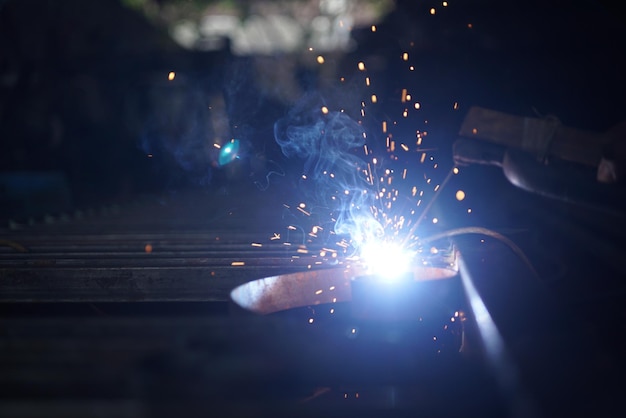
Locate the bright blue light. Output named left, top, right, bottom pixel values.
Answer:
left=360, top=241, right=415, bottom=280
left=218, top=139, right=240, bottom=166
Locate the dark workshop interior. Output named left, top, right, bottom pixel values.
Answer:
left=1, top=0, right=626, bottom=417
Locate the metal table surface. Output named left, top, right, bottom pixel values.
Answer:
left=0, top=189, right=317, bottom=302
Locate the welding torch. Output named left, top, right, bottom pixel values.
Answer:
left=452, top=107, right=626, bottom=215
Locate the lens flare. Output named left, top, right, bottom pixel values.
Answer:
left=218, top=139, right=240, bottom=166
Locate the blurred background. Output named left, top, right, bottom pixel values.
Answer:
left=1, top=0, right=625, bottom=222
left=1, top=3, right=626, bottom=416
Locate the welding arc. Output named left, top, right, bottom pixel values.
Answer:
left=420, top=227, right=542, bottom=284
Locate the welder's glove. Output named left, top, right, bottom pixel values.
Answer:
left=598, top=121, right=626, bottom=184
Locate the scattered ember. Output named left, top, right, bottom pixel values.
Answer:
left=246, top=3, right=476, bottom=269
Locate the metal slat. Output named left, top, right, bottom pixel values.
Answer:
left=0, top=265, right=315, bottom=302
left=0, top=189, right=326, bottom=302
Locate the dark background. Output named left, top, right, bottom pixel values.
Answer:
left=1, top=0, right=625, bottom=221
left=1, top=2, right=626, bottom=416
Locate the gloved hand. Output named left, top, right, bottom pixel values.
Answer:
left=598, top=121, right=626, bottom=184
